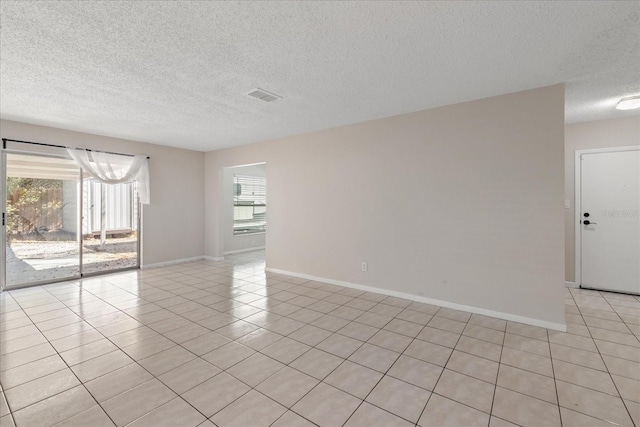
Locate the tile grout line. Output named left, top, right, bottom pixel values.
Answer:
left=82, top=266, right=293, bottom=424
left=6, top=289, right=115, bottom=427
left=51, top=279, right=249, bottom=426
left=34, top=279, right=222, bottom=426
left=53, top=266, right=316, bottom=422
left=335, top=307, right=443, bottom=427
left=51, top=262, right=392, bottom=424
left=1, top=385, right=18, bottom=427
left=589, top=290, right=638, bottom=425
left=253, top=293, right=440, bottom=425
left=278, top=300, right=405, bottom=426
left=5, top=278, right=521, bottom=426
left=568, top=288, right=637, bottom=426
left=261, top=297, right=480, bottom=426
left=4, top=256, right=637, bottom=427
left=412, top=307, right=469, bottom=427
left=488, top=314, right=508, bottom=427
left=547, top=310, right=563, bottom=427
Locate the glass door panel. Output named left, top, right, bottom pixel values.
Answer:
left=4, top=153, right=81, bottom=288
left=81, top=179, right=139, bottom=274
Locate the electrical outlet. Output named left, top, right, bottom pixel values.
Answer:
left=361, top=261, right=368, bottom=272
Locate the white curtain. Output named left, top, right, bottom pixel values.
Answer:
left=67, top=148, right=150, bottom=246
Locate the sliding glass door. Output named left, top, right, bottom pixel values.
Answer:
left=2, top=150, right=141, bottom=290
left=3, top=152, right=81, bottom=288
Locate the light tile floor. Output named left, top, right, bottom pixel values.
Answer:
left=1, top=251, right=639, bottom=427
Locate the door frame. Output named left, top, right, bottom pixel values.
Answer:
left=574, top=145, right=640, bottom=289
left=1, top=150, right=5, bottom=292
left=220, top=162, right=267, bottom=258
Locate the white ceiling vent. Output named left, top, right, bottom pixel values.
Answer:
left=247, top=88, right=282, bottom=102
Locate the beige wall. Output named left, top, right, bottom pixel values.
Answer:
left=223, top=163, right=266, bottom=254
left=1, top=119, right=205, bottom=266
left=564, top=116, right=640, bottom=283
left=206, top=85, right=566, bottom=329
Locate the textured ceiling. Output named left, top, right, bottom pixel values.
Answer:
left=1, top=1, right=639, bottom=152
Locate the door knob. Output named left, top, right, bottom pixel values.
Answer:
left=583, top=220, right=597, bottom=225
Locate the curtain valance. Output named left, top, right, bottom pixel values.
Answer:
left=66, top=149, right=150, bottom=204
left=67, top=148, right=150, bottom=247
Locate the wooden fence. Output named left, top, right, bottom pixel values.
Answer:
left=8, top=188, right=64, bottom=235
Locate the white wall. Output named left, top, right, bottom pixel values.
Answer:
left=223, top=163, right=266, bottom=254
left=1, top=119, right=205, bottom=266
left=205, top=84, right=566, bottom=329
left=564, top=116, right=640, bottom=283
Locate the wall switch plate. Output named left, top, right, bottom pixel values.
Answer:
left=361, top=261, right=368, bottom=272
left=564, top=199, right=571, bottom=209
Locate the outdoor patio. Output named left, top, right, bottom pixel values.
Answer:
left=5, top=234, right=137, bottom=286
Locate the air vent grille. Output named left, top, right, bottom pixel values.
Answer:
left=247, top=88, right=282, bottom=102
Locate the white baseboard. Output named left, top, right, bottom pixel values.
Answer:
left=266, top=267, right=567, bottom=332
left=141, top=256, right=207, bottom=269
left=223, top=246, right=265, bottom=256
left=565, top=281, right=577, bottom=288
left=204, top=256, right=225, bottom=262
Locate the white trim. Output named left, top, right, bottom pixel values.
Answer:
left=1, top=151, right=6, bottom=292
left=225, top=162, right=266, bottom=169
left=565, top=281, right=577, bottom=288
left=141, top=256, right=207, bottom=269
left=574, top=145, right=640, bottom=288
left=574, top=150, right=582, bottom=288
left=266, top=267, right=567, bottom=332
left=574, top=146, right=640, bottom=155
left=204, top=255, right=225, bottom=262
left=224, top=246, right=265, bottom=255
left=1, top=147, right=70, bottom=159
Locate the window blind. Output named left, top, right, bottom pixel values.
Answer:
left=233, top=174, right=266, bottom=235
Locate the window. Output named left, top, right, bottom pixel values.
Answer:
left=233, top=174, right=266, bottom=235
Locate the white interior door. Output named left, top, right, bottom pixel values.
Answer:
left=580, top=149, right=640, bottom=294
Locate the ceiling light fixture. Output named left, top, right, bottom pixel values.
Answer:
left=616, top=95, right=640, bottom=110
